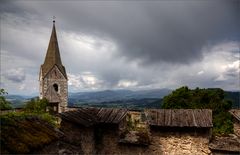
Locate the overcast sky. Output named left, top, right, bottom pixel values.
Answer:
left=0, top=0, right=239, bottom=95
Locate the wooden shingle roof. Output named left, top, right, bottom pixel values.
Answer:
left=145, top=109, right=212, bottom=127
left=61, top=108, right=97, bottom=127
left=60, top=107, right=128, bottom=127
left=96, top=108, right=128, bottom=123
left=209, top=135, right=240, bottom=152
left=229, top=109, right=240, bottom=122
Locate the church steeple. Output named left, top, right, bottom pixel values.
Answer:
left=41, top=20, right=67, bottom=79
left=39, top=20, right=68, bottom=113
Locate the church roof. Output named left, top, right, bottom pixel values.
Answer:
left=41, top=21, right=67, bottom=79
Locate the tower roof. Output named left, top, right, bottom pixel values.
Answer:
left=41, top=21, right=67, bottom=79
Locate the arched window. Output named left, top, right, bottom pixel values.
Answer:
left=53, top=83, right=58, bottom=92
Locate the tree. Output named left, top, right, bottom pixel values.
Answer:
left=24, top=97, right=49, bottom=113
left=0, top=88, right=12, bottom=110
left=162, top=86, right=233, bottom=135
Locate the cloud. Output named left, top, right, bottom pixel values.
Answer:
left=65, top=41, right=239, bottom=91
left=1, top=1, right=239, bottom=65
left=117, top=80, right=138, bottom=88
left=197, top=71, right=204, bottom=75
left=0, top=1, right=239, bottom=94
left=3, top=68, right=26, bottom=83
left=68, top=72, right=104, bottom=90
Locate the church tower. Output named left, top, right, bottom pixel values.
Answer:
left=39, top=20, right=68, bottom=113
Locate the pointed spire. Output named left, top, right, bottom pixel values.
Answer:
left=41, top=20, right=67, bottom=78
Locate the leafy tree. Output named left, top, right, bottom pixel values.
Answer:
left=24, top=97, right=49, bottom=113
left=0, top=89, right=13, bottom=110
left=162, top=86, right=233, bottom=135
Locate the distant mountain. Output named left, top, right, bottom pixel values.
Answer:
left=5, top=95, right=33, bottom=108
left=72, top=98, right=163, bottom=110
left=5, top=89, right=239, bottom=109
left=68, top=89, right=172, bottom=105
left=225, top=91, right=240, bottom=108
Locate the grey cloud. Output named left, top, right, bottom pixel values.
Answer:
left=225, top=68, right=239, bottom=77
left=2, top=1, right=240, bottom=65
left=4, top=68, right=26, bottom=83
left=1, top=1, right=239, bottom=94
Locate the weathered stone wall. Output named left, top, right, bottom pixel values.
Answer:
left=233, top=121, right=240, bottom=137
left=60, top=121, right=95, bottom=154
left=149, top=128, right=211, bottom=155
left=96, top=125, right=211, bottom=155
left=96, top=125, right=149, bottom=154
left=40, top=66, right=68, bottom=113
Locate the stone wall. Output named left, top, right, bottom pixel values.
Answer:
left=233, top=120, right=240, bottom=137
left=60, top=121, right=212, bottom=155
left=96, top=125, right=211, bottom=155
left=95, top=125, right=149, bottom=154
left=60, top=121, right=95, bottom=154
left=149, top=128, right=211, bottom=155
left=40, top=65, right=68, bottom=113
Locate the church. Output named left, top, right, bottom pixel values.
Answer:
left=39, top=20, right=68, bottom=113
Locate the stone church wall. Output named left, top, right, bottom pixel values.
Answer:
left=40, top=66, right=68, bottom=113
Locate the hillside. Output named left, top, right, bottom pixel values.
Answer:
left=225, top=91, right=240, bottom=108
left=68, top=89, right=171, bottom=103
left=5, top=89, right=239, bottom=109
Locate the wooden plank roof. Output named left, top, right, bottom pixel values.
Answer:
left=145, top=109, right=212, bottom=127
left=209, top=135, right=240, bottom=152
left=229, top=109, right=240, bottom=122
left=60, top=107, right=128, bottom=127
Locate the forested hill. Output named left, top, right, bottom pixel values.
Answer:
left=225, top=91, right=240, bottom=108
left=4, top=89, right=239, bottom=109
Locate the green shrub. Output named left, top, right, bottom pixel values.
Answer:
left=24, top=97, right=48, bottom=113
left=39, top=113, right=58, bottom=127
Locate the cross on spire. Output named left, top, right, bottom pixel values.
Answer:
left=53, top=16, right=56, bottom=23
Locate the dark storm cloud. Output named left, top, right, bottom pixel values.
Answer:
left=1, top=1, right=240, bottom=65
left=1, top=1, right=239, bottom=94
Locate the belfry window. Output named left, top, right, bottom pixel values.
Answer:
left=53, top=83, right=58, bottom=92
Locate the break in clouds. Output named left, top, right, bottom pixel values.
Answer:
left=0, top=0, right=239, bottom=95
